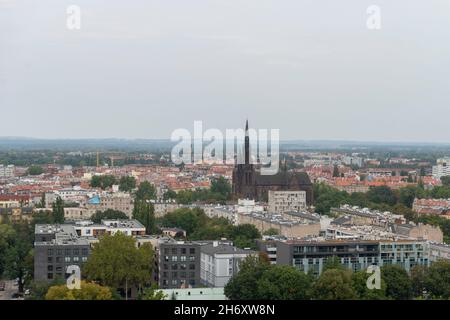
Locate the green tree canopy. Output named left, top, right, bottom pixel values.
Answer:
left=381, top=265, right=413, bottom=300
left=90, top=175, right=117, bottom=189
left=45, top=281, right=113, bottom=300
left=135, top=181, right=157, bottom=201
left=90, top=209, right=128, bottom=224
left=27, top=165, right=44, bottom=175
left=119, top=176, right=136, bottom=192
left=83, top=232, right=154, bottom=299
left=312, top=269, right=357, bottom=300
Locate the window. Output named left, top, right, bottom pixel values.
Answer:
left=82, top=257, right=87, bottom=262
left=171, top=279, right=178, bottom=286
left=189, top=264, right=195, bottom=270
left=189, top=248, right=195, bottom=254
left=163, top=264, right=168, bottom=270
left=47, top=257, right=53, bottom=263
left=172, top=248, right=177, bottom=255
left=181, top=248, right=187, bottom=254
left=172, top=272, right=177, bottom=278
left=171, top=264, right=178, bottom=270
left=55, top=257, right=62, bottom=263
left=181, top=272, right=186, bottom=278
left=47, top=266, right=53, bottom=271
left=189, top=256, right=195, bottom=261
left=164, top=248, right=169, bottom=254
left=164, top=256, right=169, bottom=262
left=65, top=249, right=71, bottom=256
left=180, top=256, right=186, bottom=262
left=82, top=248, right=88, bottom=256
left=172, top=256, right=178, bottom=262
left=47, top=249, right=53, bottom=256
left=73, top=256, right=79, bottom=262
left=180, top=264, right=186, bottom=270
left=47, top=273, right=53, bottom=280
left=56, top=249, right=63, bottom=256
left=56, top=266, right=62, bottom=272
left=65, top=256, right=71, bottom=263
left=73, top=249, right=79, bottom=255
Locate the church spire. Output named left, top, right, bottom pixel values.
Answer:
left=244, top=119, right=249, bottom=165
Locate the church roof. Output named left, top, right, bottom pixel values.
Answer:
left=255, top=170, right=311, bottom=186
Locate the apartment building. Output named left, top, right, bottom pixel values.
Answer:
left=200, top=242, right=255, bottom=287
left=0, top=164, right=15, bottom=178
left=432, top=157, right=450, bottom=179
left=268, top=190, right=307, bottom=213
left=0, top=207, right=33, bottom=223
left=276, top=239, right=429, bottom=276
left=158, top=241, right=201, bottom=289
left=87, top=192, right=134, bottom=218
left=34, top=224, right=90, bottom=282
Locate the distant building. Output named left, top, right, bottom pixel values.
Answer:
left=0, top=164, right=15, bottom=178
left=268, top=190, right=307, bottom=213
left=200, top=242, right=255, bottom=287
left=232, top=120, right=313, bottom=204
left=432, top=157, right=450, bottom=179
left=161, top=227, right=186, bottom=238
left=0, top=207, right=33, bottom=223
left=342, top=156, right=363, bottom=168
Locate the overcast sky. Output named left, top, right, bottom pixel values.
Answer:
left=1, top=0, right=449, bottom=142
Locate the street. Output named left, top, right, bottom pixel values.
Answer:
left=0, top=280, right=18, bottom=300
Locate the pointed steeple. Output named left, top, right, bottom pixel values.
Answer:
left=245, top=119, right=249, bottom=133
left=244, top=119, right=249, bottom=164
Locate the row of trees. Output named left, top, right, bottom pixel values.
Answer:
left=159, top=208, right=261, bottom=249
left=90, top=175, right=137, bottom=192
left=225, top=256, right=450, bottom=300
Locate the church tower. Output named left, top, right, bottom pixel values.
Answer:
left=232, top=120, right=256, bottom=199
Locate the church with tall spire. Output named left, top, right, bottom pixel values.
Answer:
left=232, top=120, right=314, bottom=204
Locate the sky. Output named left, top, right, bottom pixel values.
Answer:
left=1, top=0, right=450, bottom=142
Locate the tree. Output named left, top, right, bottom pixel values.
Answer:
left=312, top=269, right=357, bottom=300
left=26, top=278, right=66, bottom=300
left=90, top=175, right=117, bottom=190
left=332, top=165, right=340, bottom=178
left=45, top=281, right=113, bottom=300
left=399, top=186, right=420, bottom=208
left=441, top=176, right=450, bottom=187
left=163, top=189, right=177, bottom=201
left=4, top=223, right=33, bottom=293
left=367, top=186, right=397, bottom=206
left=224, top=256, right=270, bottom=300
left=263, top=228, right=280, bottom=236
left=381, top=265, right=413, bottom=300
left=322, top=256, right=344, bottom=272
left=52, top=196, right=65, bottom=224
left=135, top=181, right=156, bottom=201
left=0, top=224, right=15, bottom=276
left=91, top=209, right=128, bottom=224
left=351, top=270, right=387, bottom=300
left=83, top=232, right=154, bottom=300
left=210, top=177, right=231, bottom=199
left=256, top=265, right=313, bottom=300
left=420, top=260, right=450, bottom=299
left=140, top=284, right=167, bottom=300
left=132, top=200, right=156, bottom=234
left=27, top=165, right=44, bottom=175
left=119, top=176, right=136, bottom=192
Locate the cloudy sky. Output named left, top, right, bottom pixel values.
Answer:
left=1, top=0, right=450, bottom=142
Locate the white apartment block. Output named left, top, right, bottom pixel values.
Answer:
left=200, top=242, right=255, bottom=288
left=0, top=165, right=15, bottom=178
left=432, top=158, right=450, bottom=179
left=342, top=156, right=363, bottom=167
left=268, top=190, right=307, bottom=213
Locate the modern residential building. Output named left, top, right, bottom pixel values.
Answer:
left=0, top=164, right=15, bottom=178
left=268, top=190, right=307, bottom=213
left=200, top=242, right=255, bottom=287
left=432, top=157, right=450, bottom=179
left=34, top=224, right=90, bottom=282
left=276, top=239, right=430, bottom=276
left=158, top=241, right=201, bottom=289
left=73, top=219, right=146, bottom=237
